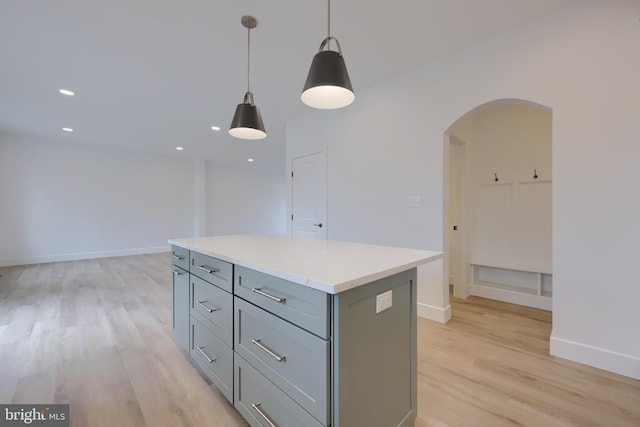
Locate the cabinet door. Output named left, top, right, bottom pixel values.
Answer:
left=190, top=252, right=233, bottom=292
left=172, top=266, right=189, bottom=350
left=191, top=275, right=233, bottom=347
left=235, top=355, right=324, bottom=427
left=191, top=316, right=233, bottom=403
left=235, top=298, right=329, bottom=424
left=235, top=266, right=330, bottom=339
left=171, top=245, right=190, bottom=271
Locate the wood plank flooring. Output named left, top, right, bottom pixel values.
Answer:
left=1, top=254, right=638, bottom=426
left=0, top=254, right=246, bottom=427
left=415, top=294, right=639, bottom=426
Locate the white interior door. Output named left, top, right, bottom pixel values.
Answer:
left=291, top=152, right=327, bottom=239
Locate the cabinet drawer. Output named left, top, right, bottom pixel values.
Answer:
left=190, top=316, right=233, bottom=403
left=235, top=355, right=324, bottom=427
left=235, top=298, right=329, bottom=424
left=190, top=252, right=233, bottom=292
left=171, top=245, right=189, bottom=271
left=235, top=266, right=330, bottom=339
left=191, top=275, right=233, bottom=346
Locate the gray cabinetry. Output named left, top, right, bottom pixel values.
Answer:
left=235, top=355, right=324, bottom=427
left=171, top=245, right=190, bottom=351
left=332, top=268, right=417, bottom=427
left=234, top=266, right=417, bottom=427
left=188, top=251, right=234, bottom=404
left=235, top=266, right=330, bottom=339
left=171, top=245, right=189, bottom=271
left=190, top=315, right=234, bottom=401
left=191, top=275, right=233, bottom=346
left=234, top=297, right=330, bottom=424
left=172, top=245, right=418, bottom=427
left=191, top=251, right=233, bottom=292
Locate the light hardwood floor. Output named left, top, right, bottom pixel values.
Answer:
left=0, top=254, right=638, bottom=426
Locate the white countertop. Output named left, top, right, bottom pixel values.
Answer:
left=169, top=235, right=442, bottom=294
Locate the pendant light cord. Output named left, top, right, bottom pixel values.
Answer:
left=247, top=25, right=251, bottom=93
left=327, top=0, right=331, bottom=50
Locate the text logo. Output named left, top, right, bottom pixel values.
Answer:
left=1, top=405, right=69, bottom=427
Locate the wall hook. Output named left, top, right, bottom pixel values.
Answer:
left=533, top=169, right=538, bottom=179
left=494, top=172, right=499, bottom=182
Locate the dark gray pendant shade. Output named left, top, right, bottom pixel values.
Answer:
left=229, top=91, right=266, bottom=140
left=229, top=15, right=267, bottom=140
left=300, top=0, right=354, bottom=109
left=301, top=37, right=354, bottom=109
left=302, top=49, right=354, bottom=109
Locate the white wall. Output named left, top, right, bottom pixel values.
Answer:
left=205, top=162, right=287, bottom=236
left=0, top=133, right=196, bottom=265
left=453, top=103, right=552, bottom=269
left=0, top=135, right=288, bottom=266
left=286, top=0, right=640, bottom=379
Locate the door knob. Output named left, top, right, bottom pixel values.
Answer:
left=314, top=223, right=323, bottom=228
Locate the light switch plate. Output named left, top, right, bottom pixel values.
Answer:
left=376, top=290, right=393, bottom=313
left=407, top=196, right=422, bottom=208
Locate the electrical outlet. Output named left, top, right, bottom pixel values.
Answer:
left=376, top=290, right=393, bottom=313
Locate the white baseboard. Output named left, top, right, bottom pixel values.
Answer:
left=0, top=246, right=170, bottom=267
left=418, top=302, right=451, bottom=323
left=550, top=335, right=640, bottom=380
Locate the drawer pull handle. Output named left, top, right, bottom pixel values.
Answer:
left=171, top=254, right=184, bottom=260
left=196, top=346, right=216, bottom=363
left=197, top=301, right=218, bottom=313
left=251, top=403, right=278, bottom=427
left=197, top=265, right=219, bottom=275
left=251, top=339, right=286, bottom=362
left=172, top=270, right=183, bottom=276
left=251, top=288, right=286, bottom=304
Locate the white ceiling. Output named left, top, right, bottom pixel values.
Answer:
left=0, top=0, right=576, bottom=171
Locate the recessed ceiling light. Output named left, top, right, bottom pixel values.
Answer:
left=211, top=126, right=221, bottom=131
left=59, top=89, right=74, bottom=96
left=176, top=147, right=184, bottom=151
left=62, top=127, right=74, bottom=132
left=248, top=158, right=255, bottom=162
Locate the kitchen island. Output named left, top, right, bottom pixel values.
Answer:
left=169, top=235, right=441, bottom=427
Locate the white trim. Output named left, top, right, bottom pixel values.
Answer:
left=0, top=246, right=169, bottom=267
left=418, top=302, right=451, bottom=323
left=470, top=259, right=552, bottom=275
left=471, top=283, right=552, bottom=311
left=550, top=336, right=640, bottom=380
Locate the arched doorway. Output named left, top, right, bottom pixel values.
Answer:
left=443, top=99, right=553, bottom=311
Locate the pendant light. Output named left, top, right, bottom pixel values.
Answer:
left=229, top=15, right=266, bottom=140
left=301, top=0, right=354, bottom=109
